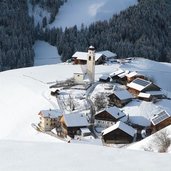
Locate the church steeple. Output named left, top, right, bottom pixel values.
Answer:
left=87, top=45, right=95, bottom=83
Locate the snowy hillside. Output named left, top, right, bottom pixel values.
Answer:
left=49, top=0, right=138, bottom=29
left=0, top=58, right=171, bottom=170
left=1, top=140, right=171, bottom=171
left=33, top=40, right=61, bottom=66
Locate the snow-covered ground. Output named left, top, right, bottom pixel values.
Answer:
left=33, top=40, right=61, bottom=66
left=1, top=140, right=171, bottom=171
left=49, top=0, right=138, bottom=29
left=0, top=58, right=171, bottom=170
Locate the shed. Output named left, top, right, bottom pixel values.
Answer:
left=138, top=92, right=152, bottom=101
left=108, top=89, right=133, bottom=107
left=102, top=121, right=137, bottom=144
left=95, top=106, right=127, bottom=128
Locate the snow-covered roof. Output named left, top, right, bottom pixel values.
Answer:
left=63, top=113, right=89, bottom=127
left=39, top=110, right=62, bottom=118
left=123, top=101, right=164, bottom=126
left=109, top=69, right=124, bottom=77
left=100, top=106, right=126, bottom=119
left=114, top=89, right=133, bottom=100
left=102, top=121, right=137, bottom=137
left=99, top=74, right=110, bottom=80
left=97, top=50, right=117, bottom=58
left=126, top=71, right=141, bottom=78
left=127, top=78, right=152, bottom=91
left=118, top=70, right=130, bottom=78
left=80, top=127, right=91, bottom=134
left=146, top=91, right=164, bottom=96
left=138, top=92, right=151, bottom=99
left=151, top=111, right=170, bottom=125
left=72, top=51, right=102, bottom=61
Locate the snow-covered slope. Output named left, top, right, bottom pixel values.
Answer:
left=1, top=140, right=171, bottom=171
left=0, top=58, right=171, bottom=170
left=49, top=0, right=138, bottom=29
left=33, top=40, right=61, bottom=66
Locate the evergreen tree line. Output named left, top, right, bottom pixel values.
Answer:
left=29, top=0, right=67, bottom=25
left=0, top=0, right=35, bottom=71
left=38, top=0, right=171, bottom=62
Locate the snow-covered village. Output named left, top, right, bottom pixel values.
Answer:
left=34, top=45, right=171, bottom=148
left=0, top=0, right=171, bottom=171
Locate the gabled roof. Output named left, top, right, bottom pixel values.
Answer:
left=109, top=69, right=124, bottom=77
left=138, top=92, right=151, bottom=99
left=117, top=70, right=129, bottom=78
left=99, top=74, right=110, bottom=80
left=96, top=106, right=126, bottom=120
left=126, top=71, right=143, bottom=78
left=72, top=51, right=102, bottom=61
left=63, top=113, right=89, bottom=127
left=97, top=50, right=117, bottom=58
left=127, top=78, right=152, bottom=91
left=151, top=111, right=170, bottom=126
left=114, top=89, right=133, bottom=100
left=39, top=110, right=62, bottom=118
left=102, top=121, right=137, bottom=137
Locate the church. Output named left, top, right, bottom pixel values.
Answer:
left=73, top=46, right=95, bottom=84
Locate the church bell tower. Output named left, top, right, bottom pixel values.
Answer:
left=87, top=45, right=95, bottom=83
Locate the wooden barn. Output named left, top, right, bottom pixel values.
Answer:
left=151, top=111, right=171, bottom=132
left=97, top=50, right=117, bottom=61
left=60, top=112, right=90, bottom=138
left=127, top=78, right=160, bottom=96
left=126, top=71, right=145, bottom=83
left=72, top=51, right=104, bottom=65
left=94, top=106, right=127, bottom=128
left=108, top=89, right=133, bottom=107
left=110, top=69, right=129, bottom=85
left=102, top=121, right=137, bottom=144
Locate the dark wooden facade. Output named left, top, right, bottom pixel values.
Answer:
left=95, top=111, right=119, bottom=122
left=151, top=117, right=171, bottom=133
left=102, top=128, right=134, bottom=144
left=127, top=75, right=145, bottom=83
left=59, top=115, right=89, bottom=138
left=108, top=93, right=132, bottom=107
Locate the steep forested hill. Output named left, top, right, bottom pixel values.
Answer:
left=41, top=0, right=171, bottom=62
left=0, top=0, right=35, bottom=71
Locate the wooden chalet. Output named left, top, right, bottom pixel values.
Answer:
left=102, top=121, right=137, bottom=144
left=108, top=89, right=133, bottom=107
left=97, top=50, right=117, bottom=61
left=94, top=106, right=127, bottom=128
left=60, top=113, right=90, bottom=138
left=110, top=69, right=129, bottom=85
left=38, top=110, right=62, bottom=131
left=126, top=71, right=145, bottom=83
left=127, top=78, right=160, bottom=96
left=72, top=51, right=104, bottom=65
left=151, top=111, right=171, bottom=132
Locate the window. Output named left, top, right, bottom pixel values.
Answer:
left=89, top=56, right=91, bottom=60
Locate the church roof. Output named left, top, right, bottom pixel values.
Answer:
left=72, top=51, right=102, bottom=61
